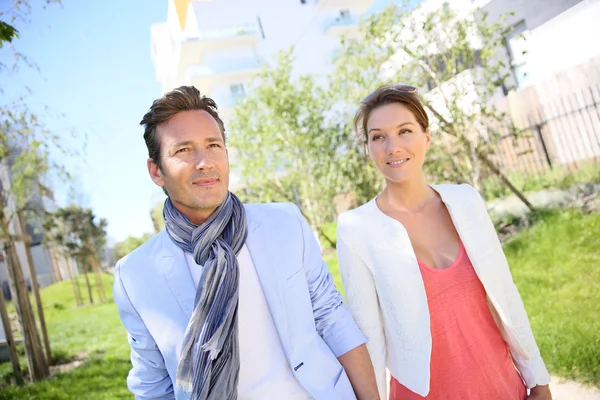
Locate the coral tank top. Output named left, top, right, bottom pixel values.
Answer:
left=389, top=241, right=527, bottom=400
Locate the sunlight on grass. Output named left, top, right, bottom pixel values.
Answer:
left=0, top=210, right=597, bottom=398
left=0, top=274, right=130, bottom=399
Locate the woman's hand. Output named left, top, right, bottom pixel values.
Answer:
left=527, top=385, right=552, bottom=400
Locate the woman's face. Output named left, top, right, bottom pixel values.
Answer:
left=366, top=102, right=431, bottom=185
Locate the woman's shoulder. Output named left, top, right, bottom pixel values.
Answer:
left=432, top=183, right=483, bottom=204
left=337, top=198, right=379, bottom=236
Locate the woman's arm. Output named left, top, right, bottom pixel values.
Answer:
left=469, top=184, right=551, bottom=392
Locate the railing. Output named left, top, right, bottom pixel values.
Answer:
left=184, top=22, right=260, bottom=42
left=492, top=83, right=600, bottom=175
left=323, top=14, right=359, bottom=32
left=185, top=57, right=262, bottom=79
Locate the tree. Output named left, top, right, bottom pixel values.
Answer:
left=1, top=1, right=61, bottom=73
left=331, top=2, right=534, bottom=209
left=42, top=217, right=83, bottom=307
left=150, top=201, right=165, bottom=233
left=0, top=109, right=56, bottom=382
left=43, top=206, right=108, bottom=304
left=0, top=1, right=67, bottom=383
left=230, top=50, right=373, bottom=245
left=113, top=233, right=153, bottom=260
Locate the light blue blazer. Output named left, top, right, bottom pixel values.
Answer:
left=113, top=202, right=366, bottom=399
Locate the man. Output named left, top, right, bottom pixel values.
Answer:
left=113, top=86, right=379, bottom=400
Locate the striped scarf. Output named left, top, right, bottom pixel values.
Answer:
left=163, top=191, right=247, bottom=400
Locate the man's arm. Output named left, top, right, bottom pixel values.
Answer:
left=113, top=263, right=175, bottom=400
left=290, top=204, right=380, bottom=399
left=338, top=344, right=380, bottom=400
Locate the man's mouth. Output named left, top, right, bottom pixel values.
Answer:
left=193, top=178, right=219, bottom=187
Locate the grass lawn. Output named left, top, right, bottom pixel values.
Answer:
left=0, top=209, right=597, bottom=398
left=0, top=274, right=131, bottom=399
left=503, top=210, right=600, bottom=386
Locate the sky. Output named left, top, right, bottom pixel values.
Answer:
left=2, top=0, right=400, bottom=244
left=3, top=0, right=168, bottom=243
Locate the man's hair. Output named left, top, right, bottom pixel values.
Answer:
left=140, top=86, right=226, bottom=169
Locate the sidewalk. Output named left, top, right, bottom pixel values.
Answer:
left=383, top=371, right=600, bottom=398
left=551, top=376, right=600, bottom=400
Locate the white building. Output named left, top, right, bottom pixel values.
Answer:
left=150, top=0, right=600, bottom=174
left=151, top=0, right=376, bottom=121
left=480, top=0, right=600, bottom=92
left=386, top=0, right=600, bottom=168
left=150, top=0, right=377, bottom=187
left=481, top=0, right=600, bottom=166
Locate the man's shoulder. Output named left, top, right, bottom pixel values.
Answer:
left=244, top=201, right=300, bottom=224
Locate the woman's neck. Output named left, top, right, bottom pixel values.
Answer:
left=379, top=175, right=435, bottom=214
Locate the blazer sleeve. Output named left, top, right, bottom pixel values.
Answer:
left=468, top=184, right=550, bottom=388
left=289, top=203, right=367, bottom=357
left=337, top=218, right=388, bottom=400
left=113, top=262, right=176, bottom=400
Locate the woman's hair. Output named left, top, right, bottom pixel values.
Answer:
left=354, top=85, right=429, bottom=148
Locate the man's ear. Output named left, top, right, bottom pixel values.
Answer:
left=147, top=158, right=165, bottom=188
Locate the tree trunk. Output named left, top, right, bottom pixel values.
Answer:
left=0, top=263, right=24, bottom=385
left=18, top=212, right=52, bottom=365
left=82, top=261, right=93, bottom=305
left=2, top=241, right=49, bottom=381
left=423, top=102, right=536, bottom=212
left=478, top=153, right=536, bottom=211
left=64, top=256, right=83, bottom=307
left=48, top=247, right=63, bottom=281
left=87, top=252, right=106, bottom=302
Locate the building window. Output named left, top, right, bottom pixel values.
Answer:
left=505, top=20, right=531, bottom=89
left=230, top=83, right=245, bottom=102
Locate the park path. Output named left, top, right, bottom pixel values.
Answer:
left=550, top=376, right=600, bottom=400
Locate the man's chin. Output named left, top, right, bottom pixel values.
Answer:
left=195, top=192, right=228, bottom=210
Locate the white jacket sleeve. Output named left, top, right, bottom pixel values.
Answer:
left=337, top=222, right=388, bottom=400
left=469, top=184, right=550, bottom=388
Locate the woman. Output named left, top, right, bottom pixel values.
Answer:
left=337, top=85, right=552, bottom=400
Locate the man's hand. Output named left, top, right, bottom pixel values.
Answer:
left=527, top=384, right=552, bottom=400
left=337, top=344, right=380, bottom=400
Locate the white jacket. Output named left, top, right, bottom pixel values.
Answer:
left=337, top=183, right=550, bottom=398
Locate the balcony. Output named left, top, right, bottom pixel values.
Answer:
left=185, top=57, right=263, bottom=87
left=181, top=22, right=261, bottom=54
left=324, top=14, right=360, bottom=37
left=318, top=0, right=375, bottom=13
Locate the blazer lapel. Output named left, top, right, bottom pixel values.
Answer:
left=244, top=207, right=292, bottom=363
left=157, top=208, right=293, bottom=362
left=159, top=232, right=196, bottom=320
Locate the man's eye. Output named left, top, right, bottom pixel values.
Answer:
left=175, top=148, right=190, bottom=154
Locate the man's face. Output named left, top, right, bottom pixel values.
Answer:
left=148, top=110, right=229, bottom=225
